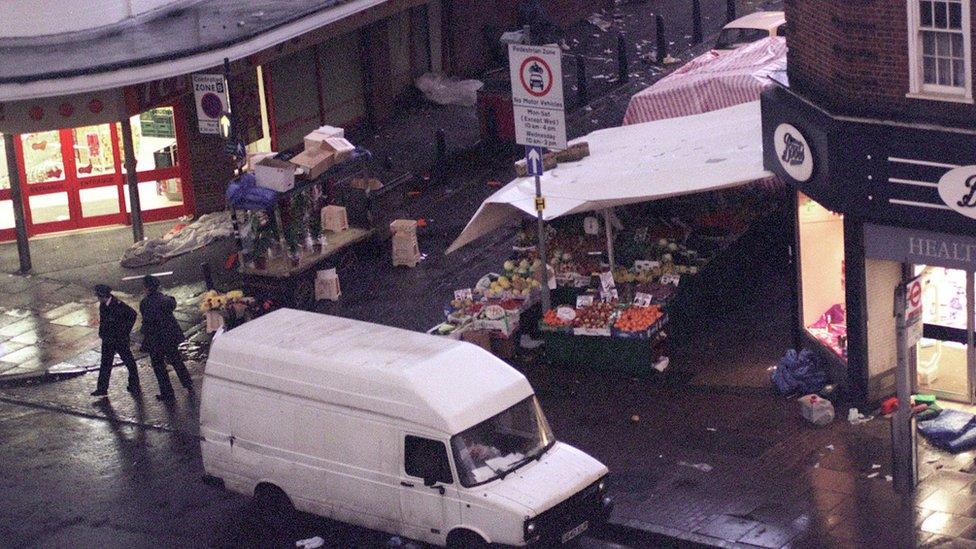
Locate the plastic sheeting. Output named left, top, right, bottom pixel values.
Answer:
left=120, top=212, right=233, bottom=268
left=415, top=72, right=484, bottom=107
left=623, top=37, right=786, bottom=125
left=446, top=101, right=773, bottom=254
left=772, top=348, right=828, bottom=395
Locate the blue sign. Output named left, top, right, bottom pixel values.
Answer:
left=525, top=146, right=545, bottom=176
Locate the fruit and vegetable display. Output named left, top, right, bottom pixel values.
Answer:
left=614, top=305, right=664, bottom=333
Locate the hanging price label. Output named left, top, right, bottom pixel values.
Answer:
left=454, top=288, right=473, bottom=301
left=660, top=274, right=681, bottom=286
left=634, top=260, right=660, bottom=272
left=599, top=271, right=616, bottom=292
left=633, top=292, right=653, bottom=307
left=601, top=288, right=618, bottom=302
left=576, top=295, right=594, bottom=307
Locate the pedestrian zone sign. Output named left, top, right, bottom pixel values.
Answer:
left=509, top=44, right=566, bottom=150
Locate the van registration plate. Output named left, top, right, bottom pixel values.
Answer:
left=561, top=520, right=588, bottom=543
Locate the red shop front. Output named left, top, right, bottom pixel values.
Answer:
left=0, top=102, right=193, bottom=241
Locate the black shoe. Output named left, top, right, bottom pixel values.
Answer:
left=155, top=393, right=175, bottom=401
left=90, top=390, right=108, bottom=397
left=126, top=385, right=140, bottom=393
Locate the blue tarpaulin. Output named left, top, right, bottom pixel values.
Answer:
left=226, top=173, right=278, bottom=211
left=771, top=348, right=828, bottom=395
left=918, top=409, right=976, bottom=453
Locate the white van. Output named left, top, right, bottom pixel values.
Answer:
left=200, top=309, right=612, bottom=547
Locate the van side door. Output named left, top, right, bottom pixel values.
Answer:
left=398, top=435, right=461, bottom=543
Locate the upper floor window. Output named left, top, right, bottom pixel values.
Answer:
left=909, top=0, right=973, bottom=102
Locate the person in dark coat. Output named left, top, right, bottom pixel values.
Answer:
left=139, top=275, right=192, bottom=401
left=91, top=284, right=140, bottom=397
left=517, top=0, right=567, bottom=48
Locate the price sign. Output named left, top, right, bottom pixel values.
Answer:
left=576, top=295, right=594, bottom=308
left=634, top=292, right=653, bottom=307
left=454, top=288, right=473, bottom=301
left=661, top=274, right=681, bottom=286
left=634, top=260, right=660, bottom=272
left=601, top=288, right=618, bottom=302
left=599, top=271, right=616, bottom=292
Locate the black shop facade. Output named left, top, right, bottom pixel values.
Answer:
left=761, top=81, right=976, bottom=406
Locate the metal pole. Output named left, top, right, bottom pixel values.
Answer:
left=603, top=209, right=615, bottom=268
left=224, top=57, right=245, bottom=255
left=726, top=0, right=737, bottom=23
left=3, top=135, right=31, bottom=273
left=575, top=54, right=588, bottom=107
left=692, top=0, right=703, bottom=45
left=535, top=173, right=550, bottom=311
left=120, top=119, right=144, bottom=242
left=655, top=15, right=667, bottom=64
left=617, top=34, right=629, bottom=83
left=892, top=277, right=918, bottom=494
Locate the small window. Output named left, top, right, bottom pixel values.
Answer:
left=404, top=436, right=453, bottom=485
left=908, top=0, right=973, bottom=101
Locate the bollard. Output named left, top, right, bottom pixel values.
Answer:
left=201, top=262, right=214, bottom=290
left=435, top=128, right=447, bottom=185
left=726, top=0, right=736, bottom=23
left=655, top=15, right=667, bottom=64
left=575, top=53, right=589, bottom=106
left=692, top=0, right=703, bottom=44
left=617, top=34, right=629, bottom=83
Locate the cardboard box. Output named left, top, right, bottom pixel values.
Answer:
left=315, top=268, right=341, bottom=301
left=321, top=205, right=348, bottom=232
left=255, top=157, right=296, bottom=192
left=351, top=177, right=383, bottom=191
left=322, top=137, right=355, bottom=163
left=247, top=151, right=276, bottom=171
left=390, top=219, right=418, bottom=236
left=314, top=125, right=344, bottom=138
left=291, top=148, right=336, bottom=179
left=392, top=232, right=419, bottom=253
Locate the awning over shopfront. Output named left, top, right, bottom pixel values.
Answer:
left=446, top=101, right=774, bottom=254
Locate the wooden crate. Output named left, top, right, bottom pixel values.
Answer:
left=321, top=205, right=348, bottom=232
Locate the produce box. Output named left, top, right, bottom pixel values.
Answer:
left=542, top=330, right=666, bottom=376
left=539, top=321, right=573, bottom=334
left=427, top=322, right=468, bottom=340
left=255, top=157, right=296, bottom=192
left=291, top=148, right=336, bottom=179
left=573, top=327, right=611, bottom=337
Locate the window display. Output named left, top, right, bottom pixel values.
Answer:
left=71, top=125, right=116, bottom=178
left=21, top=131, right=64, bottom=184
left=0, top=135, right=9, bottom=190
left=798, top=192, right=847, bottom=359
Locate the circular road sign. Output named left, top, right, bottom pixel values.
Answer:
left=909, top=280, right=921, bottom=308
left=519, top=56, right=554, bottom=98
left=201, top=92, right=224, bottom=119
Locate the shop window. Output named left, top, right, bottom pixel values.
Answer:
left=798, top=193, right=847, bottom=360
left=21, top=131, right=64, bottom=184
left=118, top=107, right=178, bottom=172
left=908, top=0, right=973, bottom=101
left=0, top=200, right=14, bottom=230
left=123, top=178, right=183, bottom=212
left=28, top=192, right=69, bottom=224
left=80, top=186, right=121, bottom=218
left=0, top=135, right=9, bottom=190
left=72, top=125, right=116, bottom=178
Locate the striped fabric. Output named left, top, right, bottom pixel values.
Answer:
left=623, top=37, right=787, bottom=126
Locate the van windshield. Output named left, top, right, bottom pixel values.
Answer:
left=450, top=396, right=555, bottom=487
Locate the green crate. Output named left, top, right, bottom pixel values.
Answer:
left=541, top=330, right=664, bottom=376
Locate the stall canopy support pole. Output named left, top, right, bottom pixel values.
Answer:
left=224, top=57, right=245, bottom=255
left=603, top=209, right=615, bottom=269
left=4, top=135, right=31, bottom=273
left=535, top=173, right=551, bottom=311
left=121, top=118, right=144, bottom=243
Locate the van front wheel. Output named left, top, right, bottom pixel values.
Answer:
left=253, top=483, right=294, bottom=532
left=447, top=529, right=488, bottom=549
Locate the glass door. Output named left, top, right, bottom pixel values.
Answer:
left=915, top=266, right=974, bottom=403
left=17, top=130, right=76, bottom=233
left=73, top=124, right=126, bottom=227
left=117, top=106, right=188, bottom=223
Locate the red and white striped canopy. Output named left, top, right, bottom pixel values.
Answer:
left=623, top=37, right=787, bottom=125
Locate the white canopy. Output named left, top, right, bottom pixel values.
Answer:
left=446, top=101, right=773, bottom=254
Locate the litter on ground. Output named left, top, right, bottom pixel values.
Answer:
left=678, top=461, right=713, bottom=473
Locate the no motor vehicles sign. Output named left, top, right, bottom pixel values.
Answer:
left=509, top=44, right=566, bottom=150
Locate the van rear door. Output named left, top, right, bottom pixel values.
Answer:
left=398, top=435, right=460, bottom=542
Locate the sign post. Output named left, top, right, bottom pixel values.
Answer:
left=510, top=44, right=566, bottom=313
left=893, top=275, right=922, bottom=494
left=192, top=74, right=229, bottom=135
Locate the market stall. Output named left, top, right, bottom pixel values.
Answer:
left=442, top=102, right=781, bottom=374
left=227, top=127, right=378, bottom=309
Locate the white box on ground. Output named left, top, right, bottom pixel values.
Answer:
left=255, top=157, right=296, bottom=192
left=508, top=44, right=567, bottom=150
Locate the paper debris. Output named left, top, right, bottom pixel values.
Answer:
left=678, top=461, right=713, bottom=472
left=871, top=463, right=881, bottom=470
left=826, top=444, right=835, bottom=451
left=296, top=537, right=324, bottom=549
left=885, top=475, right=892, bottom=482
left=848, top=408, right=871, bottom=425
left=706, top=427, right=717, bottom=432
left=588, top=14, right=612, bottom=32
left=867, top=472, right=879, bottom=479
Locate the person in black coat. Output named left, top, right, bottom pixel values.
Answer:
left=139, top=275, right=192, bottom=401
left=91, top=284, right=140, bottom=397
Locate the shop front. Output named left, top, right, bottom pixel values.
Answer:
left=0, top=103, right=192, bottom=241
left=761, top=78, right=976, bottom=405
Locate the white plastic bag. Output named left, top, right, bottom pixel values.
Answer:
left=415, top=72, right=484, bottom=107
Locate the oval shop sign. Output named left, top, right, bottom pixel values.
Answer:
left=939, top=166, right=976, bottom=220
left=773, top=123, right=813, bottom=183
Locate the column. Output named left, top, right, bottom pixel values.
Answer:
left=3, top=134, right=31, bottom=273
left=120, top=118, right=144, bottom=242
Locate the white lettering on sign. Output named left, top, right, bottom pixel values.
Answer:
left=192, top=74, right=228, bottom=135
left=660, top=274, right=681, bottom=286
left=908, top=236, right=976, bottom=263
left=509, top=44, right=566, bottom=150
left=633, top=292, right=653, bottom=307
left=454, top=288, right=473, bottom=301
